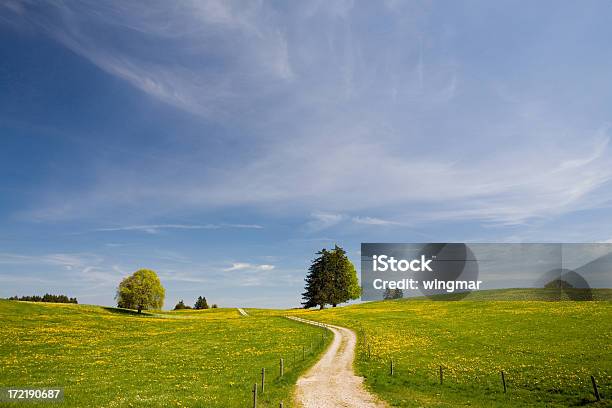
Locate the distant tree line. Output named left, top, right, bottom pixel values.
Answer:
left=9, top=294, right=78, bottom=304
left=174, top=296, right=218, bottom=310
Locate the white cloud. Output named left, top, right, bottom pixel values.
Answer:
left=0, top=252, right=120, bottom=286
left=95, top=223, right=262, bottom=234
left=0, top=252, right=100, bottom=269
left=305, top=213, right=404, bottom=230
left=352, top=216, right=402, bottom=226
left=224, top=262, right=275, bottom=272
left=306, top=212, right=346, bottom=231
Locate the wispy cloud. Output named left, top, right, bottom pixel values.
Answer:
left=4, top=0, right=296, bottom=119
left=351, top=216, right=403, bottom=226
left=306, top=213, right=405, bottom=230
left=306, top=212, right=346, bottom=231
left=94, top=223, right=263, bottom=234
left=224, top=262, right=275, bottom=272
left=0, top=252, right=121, bottom=287
left=3, top=1, right=612, bottom=229
left=0, top=252, right=101, bottom=269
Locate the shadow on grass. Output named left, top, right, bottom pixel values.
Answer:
left=102, top=307, right=155, bottom=317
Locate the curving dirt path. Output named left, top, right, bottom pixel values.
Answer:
left=288, top=316, right=387, bottom=408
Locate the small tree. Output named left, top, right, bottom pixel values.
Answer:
left=116, top=269, right=165, bottom=313
left=211, top=304, right=218, bottom=308
left=383, top=288, right=392, bottom=300
left=194, top=296, right=209, bottom=309
left=383, top=288, right=403, bottom=300
left=174, top=300, right=187, bottom=310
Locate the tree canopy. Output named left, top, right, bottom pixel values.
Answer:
left=116, top=269, right=165, bottom=313
left=194, top=296, right=209, bottom=309
left=302, top=245, right=360, bottom=309
left=174, top=300, right=191, bottom=310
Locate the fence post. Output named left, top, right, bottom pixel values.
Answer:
left=261, top=368, right=265, bottom=393
left=390, top=359, right=394, bottom=376
left=302, top=345, right=305, bottom=360
left=591, top=376, right=601, bottom=401
left=252, top=383, right=257, bottom=408
left=280, top=358, right=284, bottom=377
left=368, top=344, right=371, bottom=359
left=501, top=371, right=506, bottom=393
left=439, top=366, right=443, bottom=385
left=279, top=402, right=283, bottom=408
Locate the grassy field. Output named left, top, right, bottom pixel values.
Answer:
left=289, top=289, right=612, bottom=407
left=2, top=291, right=610, bottom=407
left=0, top=300, right=329, bottom=407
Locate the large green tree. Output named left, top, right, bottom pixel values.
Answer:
left=116, top=269, right=165, bottom=313
left=302, top=249, right=329, bottom=309
left=302, top=245, right=360, bottom=309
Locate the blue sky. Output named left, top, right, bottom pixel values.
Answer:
left=1, top=1, right=612, bottom=308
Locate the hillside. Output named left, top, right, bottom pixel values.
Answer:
left=289, top=289, right=612, bottom=407
left=426, top=287, right=612, bottom=301
left=0, top=300, right=329, bottom=407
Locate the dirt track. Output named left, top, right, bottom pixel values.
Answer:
left=288, top=316, right=387, bottom=408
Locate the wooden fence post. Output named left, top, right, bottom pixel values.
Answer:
left=252, top=383, right=257, bottom=408
left=591, top=376, right=601, bottom=401
left=302, top=345, right=305, bottom=360
left=439, top=366, right=443, bottom=385
left=501, top=371, right=506, bottom=393
left=390, top=359, right=394, bottom=376
left=261, top=368, right=265, bottom=393
left=280, top=358, right=284, bottom=377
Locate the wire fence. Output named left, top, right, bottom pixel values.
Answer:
left=357, top=329, right=607, bottom=404
left=247, top=316, right=331, bottom=408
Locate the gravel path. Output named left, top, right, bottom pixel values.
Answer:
left=288, top=316, right=387, bottom=408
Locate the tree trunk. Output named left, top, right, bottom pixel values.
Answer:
left=137, top=306, right=142, bottom=314
left=333, top=304, right=337, bottom=307
left=319, top=304, right=325, bottom=310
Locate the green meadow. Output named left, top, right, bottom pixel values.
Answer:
left=1, top=290, right=611, bottom=407
left=0, top=300, right=329, bottom=407
left=290, top=289, right=612, bottom=407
